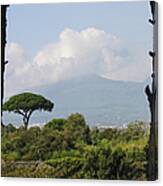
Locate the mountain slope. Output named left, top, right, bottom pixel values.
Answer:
left=4, top=75, right=149, bottom=126
left=30, top=75, right=150, bottom=126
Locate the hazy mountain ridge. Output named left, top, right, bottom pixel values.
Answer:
left=33, top=75, right=149, bottom=125
left=4, top=75, right=150, bottom=126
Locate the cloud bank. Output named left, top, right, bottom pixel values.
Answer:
left=5, top=27, right=150, bottom=97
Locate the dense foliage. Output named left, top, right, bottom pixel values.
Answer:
left=1, top=113, right=149, bottom=180
left=3, top=92, right=54, bottom=129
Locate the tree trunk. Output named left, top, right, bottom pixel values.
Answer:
left=23, top=110, right=33, bottom=130
left=23, top=116, right=28, bottom=130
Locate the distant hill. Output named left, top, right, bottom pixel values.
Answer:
left=4, top=75, right=150, bottom=127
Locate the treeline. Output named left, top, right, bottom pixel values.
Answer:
left=1, top=113, right=149, bottom=180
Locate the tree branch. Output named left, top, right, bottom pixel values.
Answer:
left=15, top=109, right=25, bottom=117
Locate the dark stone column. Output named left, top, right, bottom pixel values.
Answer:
left=1, top=5, right=9, bottom=126
left=145, top=1, right=158, bottom=181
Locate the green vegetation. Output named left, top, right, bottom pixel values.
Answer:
left=1, top=113, right=149, bottom=180
left=3, top=92, right=54, bottom=129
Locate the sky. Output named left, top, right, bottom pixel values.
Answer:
left=5, top=1, right=152, bottom=98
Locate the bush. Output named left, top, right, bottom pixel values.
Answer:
left=44, top=118, right=66, bottom=131
left=1, top=118, right=149, bottom=180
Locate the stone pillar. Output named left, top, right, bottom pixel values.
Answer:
left=145, top=1, right=158, bottom=181
left=1, top=5, right=9, bottom=126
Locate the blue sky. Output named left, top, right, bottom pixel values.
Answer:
left=5, top=1, right=152, bottom=97
left=7, top=1, right=152, bottom=56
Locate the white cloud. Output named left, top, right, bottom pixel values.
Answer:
left=5, top=27, right=151, bottom=97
